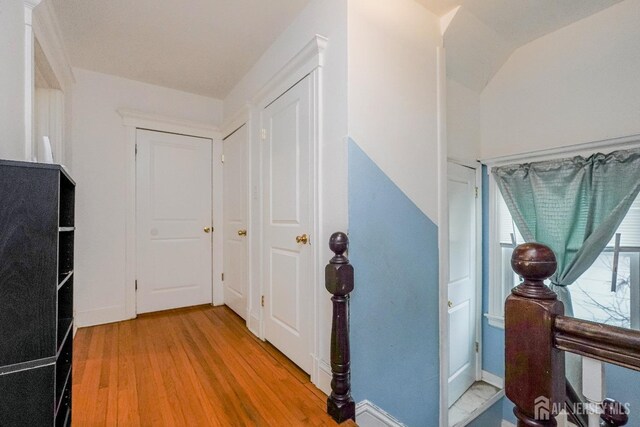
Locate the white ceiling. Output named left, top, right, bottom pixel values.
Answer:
left=437, top=0, right=624, bottom=91
left=49, top=0, right=310, bottom=99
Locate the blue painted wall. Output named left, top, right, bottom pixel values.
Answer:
left=348, top=140, right=440, bottom=426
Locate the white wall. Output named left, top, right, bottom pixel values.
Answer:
left=0, top=0, right=25, bottom=160
left=447, top=78, right=481, bottom=164
left=223, top=0, right=348, bottom=393
left=481, top=0, right=640, bottom=159
left=348, top=0, right=442, bottom=222
left=71, top=68, right=223, bottom=326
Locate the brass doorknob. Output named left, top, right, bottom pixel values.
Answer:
left=448, top=300, right=453, bottom=308
left=296, top=234, right=309, bottom=244
left=238, top=229, right=247, bottom=236
left=203, top=227, right=211, bottom=233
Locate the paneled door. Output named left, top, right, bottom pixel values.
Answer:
left=447, top=162, right=479, bottom=405
left=223, top=124, right=248, bottom=319
left=262, top=75, right=313, bottom=373
left=136, top=129, right=213, bottom=314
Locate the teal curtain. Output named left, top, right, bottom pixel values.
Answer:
left=492, top=148, right=640, bottom=315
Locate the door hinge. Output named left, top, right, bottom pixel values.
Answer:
left=475, top=342, right=479, bottom=352
left=221, top=154, right=225, bottom=164
left=261, top=295, right=265, bottom=307
left=475, top=186, right=479, bottom=199
left=261, top=128, right=267, bottom=141
left=135, top=144, right=138, bottom=156
left=221, top=273, right=224, bottom=281
left=135, top=279, right=138, bottom=291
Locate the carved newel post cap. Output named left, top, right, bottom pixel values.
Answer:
left=329, top=232, right=348, bottom=260
left=511, top=243, right=558, bottom=299
left=326, top=232, right=353, bottom=296
left=511, top=243, right=557, bottom=280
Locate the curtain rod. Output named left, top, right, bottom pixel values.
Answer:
left=480, top=133, right=640, bottom=168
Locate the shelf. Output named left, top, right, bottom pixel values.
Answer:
left=58, top=271, right=73, bottom=290
left=58, top=227, right=75, bottom=232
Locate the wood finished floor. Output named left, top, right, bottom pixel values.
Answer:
left=73, top=305, right=349, bottom=426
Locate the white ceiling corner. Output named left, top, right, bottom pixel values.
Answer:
left=443, top=0, right=625, bottom=92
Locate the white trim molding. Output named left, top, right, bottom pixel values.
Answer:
left=436, top=45, right=450, bottom=427
left=118, top=109, right=221, bottom=140
left=482, top=133, right=640, bottom=168
left=356, top=401, right=405, bottom=427
left=502, top=421, right=517, bottom=427
left=482, top=370, right=505, bottom=389
left=251, top=34, right=327, bottom=108
left=24, top=0, right=42, bottom=161
left=119, top=111, right=223, bottom=320
left=33, top=0, right=75, bottom=89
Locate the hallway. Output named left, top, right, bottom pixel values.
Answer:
left=72, top=305, right=343, bottom=426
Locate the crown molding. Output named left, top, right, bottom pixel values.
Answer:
left=251, top=34, right=328, bottom=107
left=33, top=0, right=75, bottom=89
left=118, top=109, right=221, bottom=140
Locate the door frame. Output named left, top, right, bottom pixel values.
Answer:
left=240, top=35, right=327, bottom=390
left=440, top=158, right=483, bottom=414
left=119, top=109, right=223, bottom=320
left=222, top=123, right=251, bottom=321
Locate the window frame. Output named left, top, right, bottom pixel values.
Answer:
left=486, top=170, right=640, bottom=330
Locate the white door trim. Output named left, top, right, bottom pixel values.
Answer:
left=119, top=110, right=223, bottom=320
left=246, top=34, right=327, bottom=392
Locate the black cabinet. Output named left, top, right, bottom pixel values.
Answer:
left=0, top=160, right=75, bottom=426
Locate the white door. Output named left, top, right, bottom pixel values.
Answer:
left=447, top=162, right=478, bottom=405
left=262, top=75, right=313, bottom=373
left=223, top=125, right=248, bottom=319
left=136, top=129, right=213, bottom=314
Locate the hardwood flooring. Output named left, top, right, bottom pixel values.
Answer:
left=73, top=305, right=349, bottom=426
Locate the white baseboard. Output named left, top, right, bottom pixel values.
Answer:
left=247, top=313, right=260, bottom=337
left=501, top=421, right=516, bottom=427
left=482, top=370, right=504, bottom=389
left=316, top=359, right=332, bottom=395
left=355, top=401, right=404, bottom=427
left=75, top=305, right=130, bottom=327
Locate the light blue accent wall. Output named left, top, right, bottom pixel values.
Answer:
left=480, top=165, right=640, bottom=425
left=348, top=140, right=440, bottom=426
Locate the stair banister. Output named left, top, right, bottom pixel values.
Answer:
left=325, top=232, right=356, bottom=423
left=505, top=243, right=566, bottom=426
left=506, top=243, right=637, bottom=427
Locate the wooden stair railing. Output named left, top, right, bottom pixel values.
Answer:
left=505, top=243, right=638, bottom=427
left=325, top=232, right=356, bottom=424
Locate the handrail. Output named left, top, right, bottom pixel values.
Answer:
left=505, top=242, right=635, bottom=426
left=555, top=316, right=640, bottom=371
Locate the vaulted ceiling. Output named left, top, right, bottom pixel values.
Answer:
left=50, top=0, right=624, bottom=98
left=50, top=0, right=310, bottom=98
left=421, top=0, right=625, bottom=92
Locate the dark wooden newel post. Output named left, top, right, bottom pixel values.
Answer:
left=325, top=232, right=356, bottom=423
left=505, top=243, right=565, bottom=427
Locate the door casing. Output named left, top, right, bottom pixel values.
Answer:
left=120, top=110, right=224, bottom=320
left=440, top=159, right=483, bottom=416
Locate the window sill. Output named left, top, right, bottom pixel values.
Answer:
left=484, top=313, right=505, bottom=329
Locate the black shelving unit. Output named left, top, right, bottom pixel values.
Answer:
left=0, top=160, right=75, bottom=427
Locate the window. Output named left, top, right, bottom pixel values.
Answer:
left=487, top=177, right=640, bottom=330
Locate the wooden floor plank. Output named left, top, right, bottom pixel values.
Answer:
left=73, top=305, right=346, bottom=426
